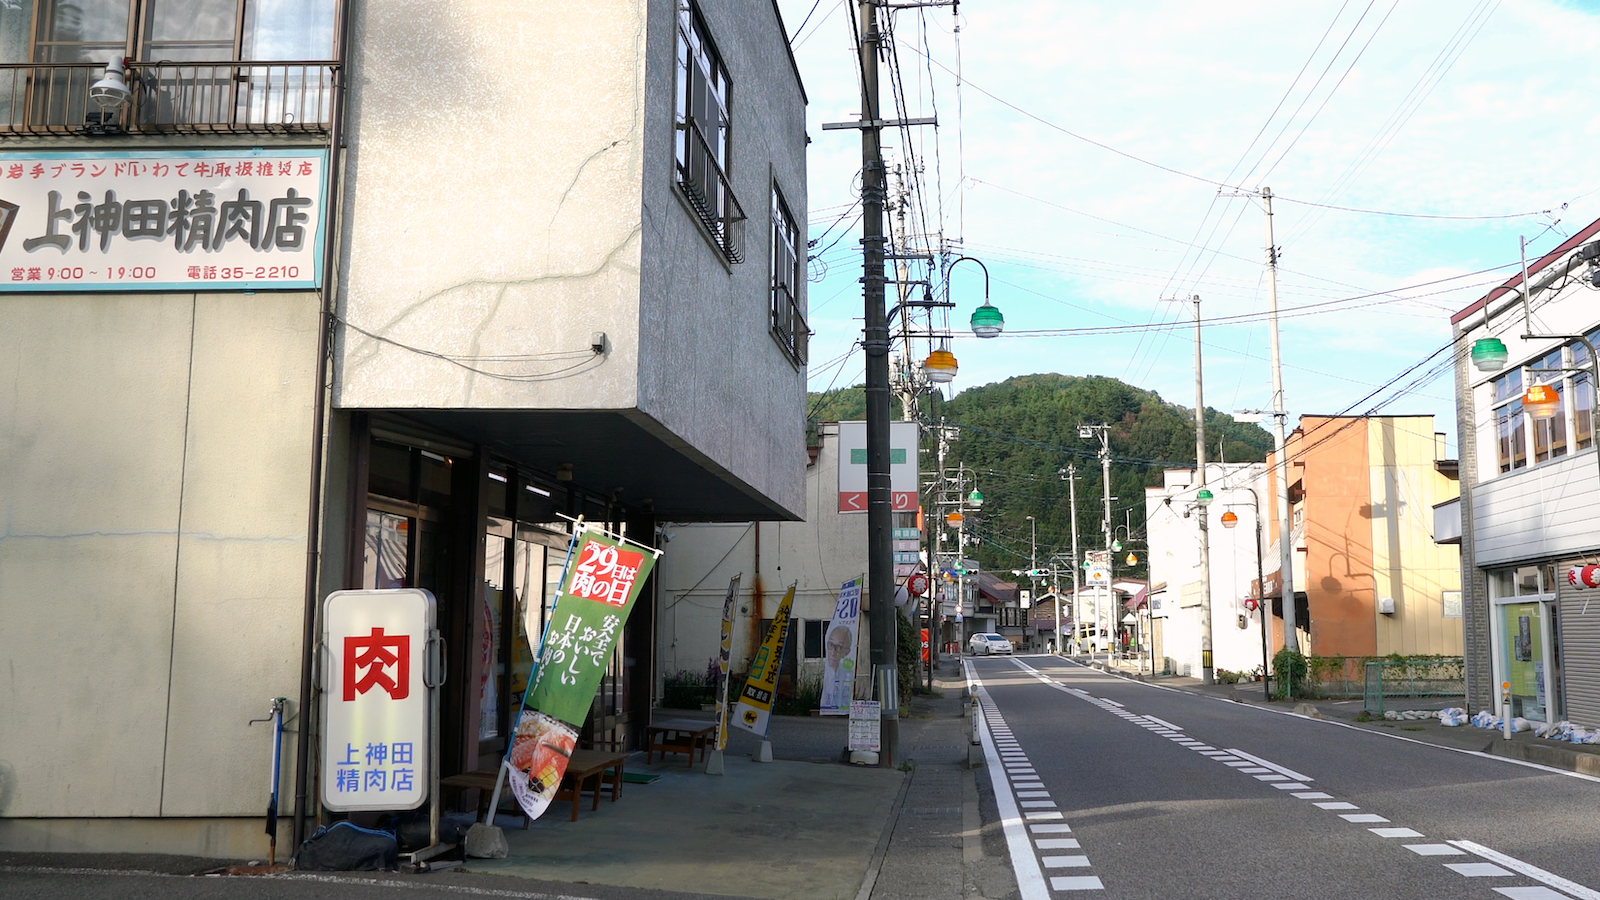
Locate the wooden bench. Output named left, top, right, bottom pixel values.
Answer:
left=441, top=748, right=627, bottom=825
left=441, top=768, right=530, bottom=829
left=553, top=749, right=627, bottom=821
left=646, top=718, right=717, bottom=767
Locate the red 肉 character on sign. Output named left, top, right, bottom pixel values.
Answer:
left=343, top=627, right=410, bottom=701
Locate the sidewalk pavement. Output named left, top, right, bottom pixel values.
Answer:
left=1074, top=651, right=1600, bottom=777
left=463, top=653, right=999, bottom=900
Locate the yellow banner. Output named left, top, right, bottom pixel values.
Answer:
left=732, top=584, right=795, bottom=736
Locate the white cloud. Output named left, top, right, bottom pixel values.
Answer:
left=777, top=0, right=1600, bottom=452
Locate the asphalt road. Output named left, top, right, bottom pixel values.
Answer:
left=968, top=654, right=1600, bottom=900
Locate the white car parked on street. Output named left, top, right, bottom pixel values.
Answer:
left=968, top=632, right=1013, bottom=655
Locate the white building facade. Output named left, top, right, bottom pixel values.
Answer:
left=1450, top=220, right=1600, bottom=726
left=1147, top=464, right=1274, bottom=678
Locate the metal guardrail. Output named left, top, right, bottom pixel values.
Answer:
left=1362, top=658, right=1466, bottom=714
left=676, top=115, right=744, bottom=263
left=0, top=61, right=337, bottom=135
left=771, top=283, right=808, bottom=365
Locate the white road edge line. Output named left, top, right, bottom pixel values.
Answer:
left=1144, top=715, right=1182, bottom=731
left=1022, top=655, right=1600, bottom=784
left=970, top=671, right=1055, bottom=900
left=1450, top=839, right=1600, bottom=900
left=1225, top=748, right=1312, bottom=782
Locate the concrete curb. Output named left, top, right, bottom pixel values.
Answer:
left=854, top=764, right=914, bottom=900
left=1062, top=654, right=1600, bottom=778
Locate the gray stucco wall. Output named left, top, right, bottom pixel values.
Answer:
left=335, top=0, right=650, bottom=411
left=334, top=0, right=805, bottom=517
left=636, top=0, right=808, bottom=518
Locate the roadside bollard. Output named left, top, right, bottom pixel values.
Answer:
left=1502, top=681, right=1513, bottom=740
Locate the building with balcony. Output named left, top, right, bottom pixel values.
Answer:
left=0, top=0, right=807, bottom=858
left=1448, top=219, right=1600, bottom=728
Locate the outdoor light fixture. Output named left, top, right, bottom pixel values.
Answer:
left=949, top=256, right=1004, bottom=338
left=89, top=56, right=132, bottom=111
left=1220, top=510, right=1239, bottom=528
left=1125, top=552, right=1138, bottom=566
left=969, top=303, right=1004, bottom=338
left=923, top=347, right=958, bottom=383
left=945, top=511, right=963, bottom=526
left=1524, top=382, right=1561, bottom=420
left=1112, top=539, right=1122, bottom=552
left=1196, top=488, right=1214, bottom=507
left=968, top=488, right=984, bottom=507
left=1470, top=337, right=1509, bottom=373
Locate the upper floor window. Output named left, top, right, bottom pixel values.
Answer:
left=1487, top=326, right=1600, bottom=475
left=769, top=184, right=806, bottom=366
left=1528, top=349, right=1567, bottom=464
left=0, top=0, right=337, bottom=134
left=1491, top=368, right=1526, bottom=474
left=674, top=2, right=743, bottom=263
left=1575, top=334, right=1596, bottom=452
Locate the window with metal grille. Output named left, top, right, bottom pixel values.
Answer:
left=674, top=3, right=743, bottom=263
left=769, top=183, right=806, bottom=365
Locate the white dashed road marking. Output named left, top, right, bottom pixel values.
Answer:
left=974, top=656, right=1600, bottom=899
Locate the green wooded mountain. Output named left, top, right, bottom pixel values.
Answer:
left=807, top=373, right=1275, bottom=584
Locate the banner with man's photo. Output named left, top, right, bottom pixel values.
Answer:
left=819, top=577, right=862, bottom=715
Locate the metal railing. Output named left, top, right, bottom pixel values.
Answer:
left=1362, top=658, right=1466, bottom=714
left=0, top=61, right=338, bottom=136
left=770, top=282, right=808, bottom=365
left=676, top=115, right=744, bottom=263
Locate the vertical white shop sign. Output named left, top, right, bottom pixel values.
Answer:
left=322, top=589, right=435, bottom=812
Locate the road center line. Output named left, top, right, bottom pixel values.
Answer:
left=1225, top=748, right=1312, bottom=782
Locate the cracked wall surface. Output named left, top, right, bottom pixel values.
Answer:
left=335, top=0, right=806, bottom=517
left=336, top=0, right=650, bottom=411
left=0, top=291, right=319, bottom=819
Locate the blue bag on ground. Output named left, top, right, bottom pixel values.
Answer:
left=293, top=821, right=398, bottom=871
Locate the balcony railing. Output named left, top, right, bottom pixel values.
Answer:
left=676, top=115, right=744, bottom=263
left=0, top=61, right=338, bottom=136
left=771, top=282, right=808, bottom=366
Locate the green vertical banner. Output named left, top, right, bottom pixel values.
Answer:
left=732, top=584, right=795, bottom=736
left=508, top=527, right=659, bottom=821
left=527, top=529, right=657, bottom=721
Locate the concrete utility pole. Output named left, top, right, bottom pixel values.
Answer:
left=1077, top=425, right=1112, bottom=662
left=1262, top=187, right=1298, bottom=655
left=1026, top=515, right=1037, bottom=646
left=1192, top=295, right=1214, bottom=685
left=856, top=0, right=899, bottom=765
left=1066, top=465, right=1079, bottom=652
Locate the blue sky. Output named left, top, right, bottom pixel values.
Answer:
left=776, top=0, right=1600, bottom=453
